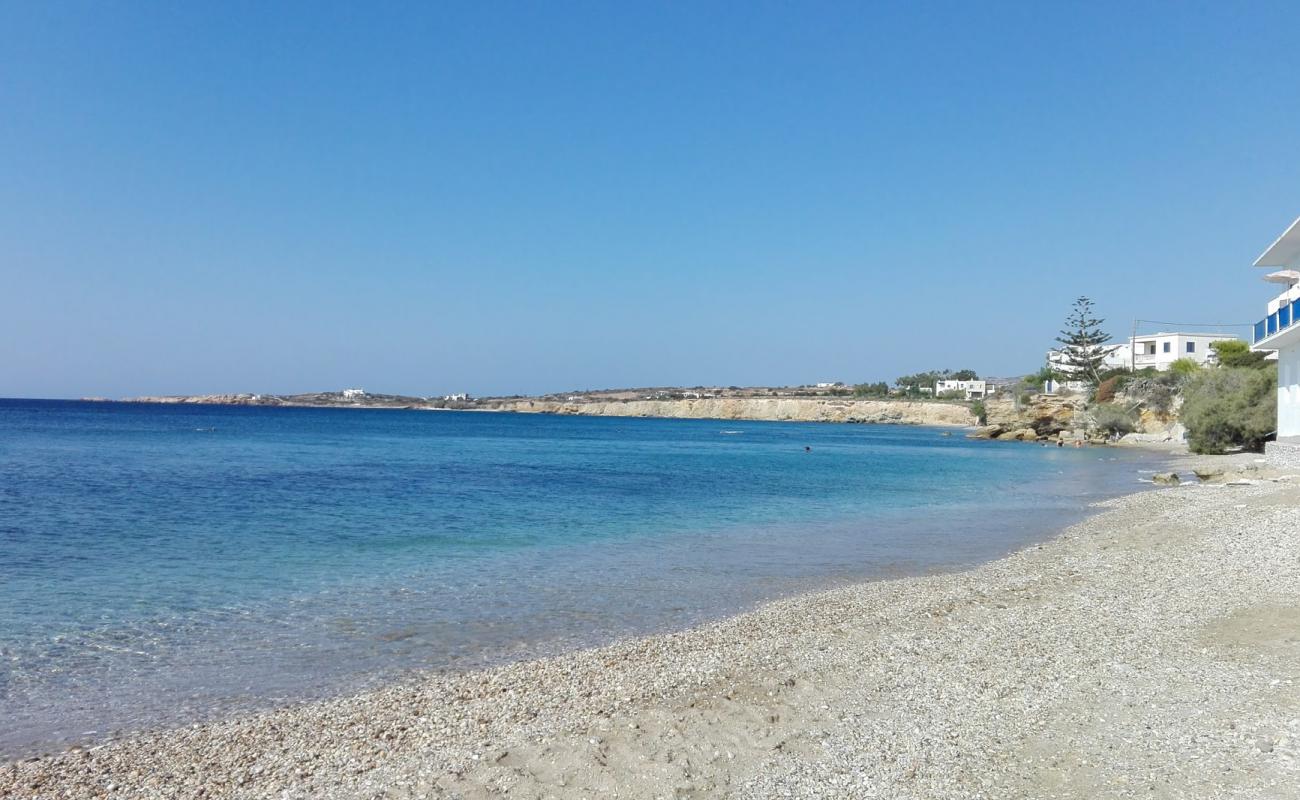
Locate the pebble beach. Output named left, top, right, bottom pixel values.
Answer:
left=5, top=457, right=1300, bottom=799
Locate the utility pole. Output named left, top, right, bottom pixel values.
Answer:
left=1130, top=318, right=1137, bottom=372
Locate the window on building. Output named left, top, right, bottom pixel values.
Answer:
left=1163, top=342, right=1170, bottom=353
left=1186, top=342, right=1195, bottom=353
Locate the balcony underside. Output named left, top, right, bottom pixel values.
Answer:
left=1253, top=317, right=1300, bottom=351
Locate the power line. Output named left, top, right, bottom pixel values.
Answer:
left=1133, top=319, right=1252, bottom=329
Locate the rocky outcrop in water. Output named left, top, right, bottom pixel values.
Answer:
left=969, top=394, right=1084, bottom=441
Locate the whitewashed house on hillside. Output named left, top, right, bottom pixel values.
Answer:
left=1250, top=216, right=1300, bottom=458
left=1043, top=379, right=1089, bottom=395
left=1125, top=333, right=1239, bottom=369
left=934, top=379, right=994, bottom=400
left=1047, top=332, right=1239, bottom=375
left=1046, top=344, right=1128, bottom=375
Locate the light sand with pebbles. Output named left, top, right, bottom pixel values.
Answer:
left=5, top=457, right=1300, bottom=799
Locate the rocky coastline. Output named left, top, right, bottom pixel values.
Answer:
left=108, top=393, right=980, bottom=428
left=969, top=392, right=1187, bottom=445
left=484, top=397, right=976, bottom=427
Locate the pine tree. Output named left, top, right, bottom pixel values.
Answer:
left=1054, top=296, right=1115, bottom=384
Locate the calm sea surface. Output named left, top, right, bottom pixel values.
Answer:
left=0, top=399, right=1165, bottom=756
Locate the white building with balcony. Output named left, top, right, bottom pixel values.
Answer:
left=1047, top=332, right=1238, bottom=374
left=1251, top=215, right=1300, bottom=445
left=1126, top=332, right=1239, bottom=370
left=934, top=379, right=994, bottom=399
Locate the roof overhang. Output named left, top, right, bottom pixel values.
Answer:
left=1255, top=217, right=1300, bottom=267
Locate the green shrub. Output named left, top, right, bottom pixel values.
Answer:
left=853, top=382, right=890, bottom=398
left=1091, top=403, right=1138, bottom=438
left=1210, top=339, right=1268, bottom=369
left=1024, top=365, right=1058, bottom=388
left=1168, top=358, right=1202, bottom=377
left=1182, top=366, right=1277, bottom=454
left=970, top=400, right=987, bottom=425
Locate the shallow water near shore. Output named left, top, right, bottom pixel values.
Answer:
left=0, top=399, right=1167, bottom=757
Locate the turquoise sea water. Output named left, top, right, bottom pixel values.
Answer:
left=0, top=399, right=1165, bottom=756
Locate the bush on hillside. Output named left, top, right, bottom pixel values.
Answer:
left=1181, top=366, right=1277, bottom=454
left=970, top=400, right=988, bottom=425
left=1091, top=403, right=1138, bottom=438
left=1210, top=339, right=1269, bottom=369
left=1094, top=376, right=1119, bottom=404
left=1124, top=372, right=1181, bottom=415
left=853, top=382, right=890, bottom=398
left=1024, top=365, right=1058, bottom=388
left=1169, top=357, right=1202, bottom=377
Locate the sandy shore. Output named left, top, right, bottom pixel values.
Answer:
left=6, top=456, right=1300, bottom=799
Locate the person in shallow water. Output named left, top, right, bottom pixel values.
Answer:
left=804, top=446, right=812, bottom=452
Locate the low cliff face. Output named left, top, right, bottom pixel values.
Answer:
left=970, top=394, right=1086, bottom=441
left=972, top=391, right=1187, bottom=444
left=487, top=398, right=976, bottom=426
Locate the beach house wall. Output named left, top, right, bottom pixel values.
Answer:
left=1251, top=216, right=1300, bottom=447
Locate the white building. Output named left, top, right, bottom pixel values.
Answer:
left=934, top=379, right=994, bottom=400
left=1043, top=379, right=1089, bottom=395
left=1047, top=332, right=1239, bottom=374
left=1126, top=333, right=1239, bottom=370
left=341, top=388, right=366, bottom=399
left=1251, top=216, right=1300, bottom=445
left=1046, top=344, right=1128, bottom=375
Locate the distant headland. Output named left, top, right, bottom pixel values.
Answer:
left=101, top=385, right=979, bottom=427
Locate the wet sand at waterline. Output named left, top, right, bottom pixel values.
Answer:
left=7, top=458, right=1300, bottom=799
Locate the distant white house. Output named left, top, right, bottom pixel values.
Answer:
left=341, top=388, right=366, bottom=399
left=1043, top=379, right=1089, bottom=395
left=1045, top=344, right=1127, bottom=375
left=1047, top=332, right=1239, bottom=374
left=443, top=393, right=469, bottom=402
left=1251, top=216, right=1300, bottom=449
left=814, top=382, right=842, bottom=389
left=934, top=379, right=994, bottom=400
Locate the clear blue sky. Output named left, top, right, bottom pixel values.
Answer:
left=4, top=1, right=1299, bottom=398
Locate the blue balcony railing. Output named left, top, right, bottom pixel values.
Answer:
left=1256, top=298, right=1300, bottom=343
